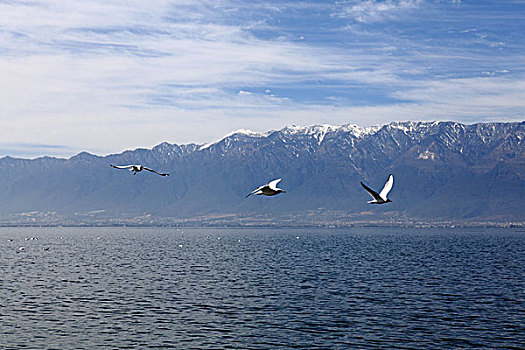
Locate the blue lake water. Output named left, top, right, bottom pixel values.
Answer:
left=0, top=227, right=523, bottom=349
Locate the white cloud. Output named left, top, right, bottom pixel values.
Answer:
left=336, top=0, right=422, bottom=23
left=392, top=76, right=525, bottom=118
left=2, top=73, right=522, bottom=157
left=0, top=0, right=522, bottom=157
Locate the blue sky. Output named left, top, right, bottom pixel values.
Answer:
left=0, top=0, right=523, bottom=158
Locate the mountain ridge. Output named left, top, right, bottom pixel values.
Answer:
left=0, top=121, right=523, bottom=225
left=2, top=120, right=520, bottom=161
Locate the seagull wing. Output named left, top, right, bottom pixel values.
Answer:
left=110, top=164, right=135, bottom=169
left=245, top=185, right=265, bottom=198
left=360, top=182, right=382, bottom=201
left=267, top=178, right=282, bottom=190
left=379, top=174, right=394, bottom=200
left=143, top=167, right=169, bottom=176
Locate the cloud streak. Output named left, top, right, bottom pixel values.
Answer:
left=0, top=0, right=523, bottom=157
left=335, top=0, right=422, bottom=23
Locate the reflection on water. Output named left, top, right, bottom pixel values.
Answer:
left=0, top=227, right=523, bottom=349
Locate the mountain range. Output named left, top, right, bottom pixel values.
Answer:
left=0, top=121, right=523, bottom=226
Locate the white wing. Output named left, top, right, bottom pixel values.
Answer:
left=110, top=164, right=136, bottom=169
left=267, top=178, right=282, bottom=190
left=245, top=185, right=265, bottom=198
left=379, top=174, right=394, bottom=200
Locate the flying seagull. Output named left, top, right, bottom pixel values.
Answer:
left=110, top=164, right=169, bottom=176
left=360, top=174, right=393, bottom=204
left=245, top=178, right=286, bottom=198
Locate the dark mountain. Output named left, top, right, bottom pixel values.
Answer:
left=0, top=121, right=523, bottom=225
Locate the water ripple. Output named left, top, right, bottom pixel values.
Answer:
left=0, top=227, right=523, bottom=349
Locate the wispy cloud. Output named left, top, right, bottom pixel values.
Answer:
left=0, top=142, right=74, bottom=159
left=0, top=0, right=523, bottom=157
left=335, top=0, right=422, bottom=23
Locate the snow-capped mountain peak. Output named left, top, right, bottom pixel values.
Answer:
left=199, top=129, right=269, bottom=151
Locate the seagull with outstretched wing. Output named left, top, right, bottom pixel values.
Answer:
left=360, top=174, right=393, bottom=204
left=245, top=178, right=286, bottom=198
left=110, top=164, right=169, bottom=176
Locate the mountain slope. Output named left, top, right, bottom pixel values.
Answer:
left=0, top=121, right=523, bottom=224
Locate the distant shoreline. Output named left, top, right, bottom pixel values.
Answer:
left=0, top=222, right=523, bottom=229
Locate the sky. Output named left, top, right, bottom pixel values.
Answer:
left=0, top=0, right=524, bottom=158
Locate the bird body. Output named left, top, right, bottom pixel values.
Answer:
left=361, top=174, right=393, bottom=204
left=110, top=164, right=169, bottom=176
left=246, top=179, right=286, bottom=198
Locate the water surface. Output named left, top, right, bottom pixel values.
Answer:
left=0, top=227, right=523, bottom=349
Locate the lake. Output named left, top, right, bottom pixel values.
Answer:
left=0, top=227, right=523, bottom=349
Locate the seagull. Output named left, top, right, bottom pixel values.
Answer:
left=360, top=174, right=394, bottom=204
left=110, top=164, right=169, bottom=176
left=245, top=178, right=286, bottom=198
